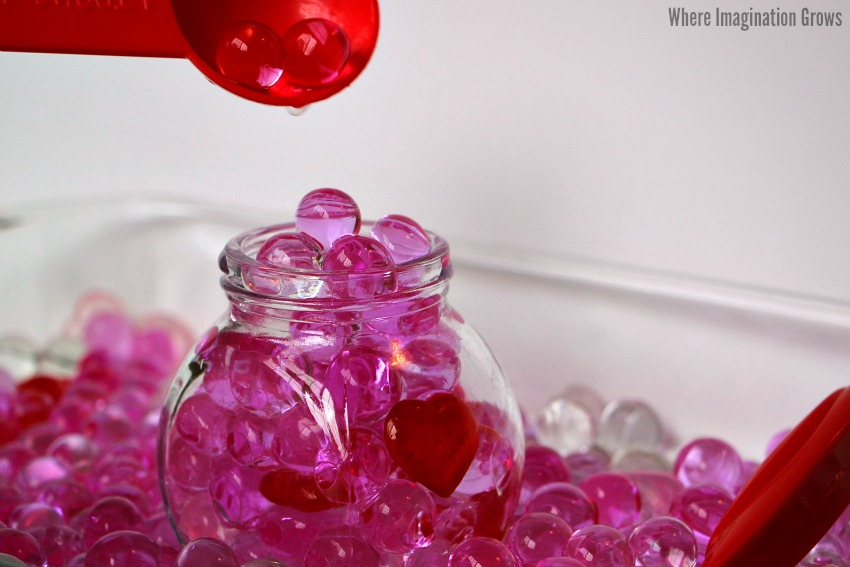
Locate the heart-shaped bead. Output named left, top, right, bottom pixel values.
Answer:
left=384, top=392, right=479, bottom=498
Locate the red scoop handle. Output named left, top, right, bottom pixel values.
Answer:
left=0, top=0, right=380, bottom=107
left=703, top=386, right=850, bottom=567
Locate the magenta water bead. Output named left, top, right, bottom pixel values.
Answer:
left=673, top=437, right=743, bottom=494
left=449, top=537, right=518, bottom=567
left=628, top=516, right=698, bottom=567
left=295, top=188, right=361, bottom=249
left=159, top=189, right=524, bottom=565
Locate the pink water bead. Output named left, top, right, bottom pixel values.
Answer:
left=322, top=235, right=395, bottom=298
left=362, top=480, right=436, bottom=553
left=449, top=537, right=518, bottom=567
left=174, top=393, right=228, bottom=455
left=566, top=524, right=634, bottom=567
left=673, top=437, right=743, bottom=494
left=520, top=446, right=571, bottom=508
left=0, top=528, right=47, bottom=566
left=20, top=456, right=70, bottom=490
left=628, top=516, right=698, bottom=567
left=41, top=525, right=85, bottom=567
left=536, top=559, right=587, bottom=567
left=281, top=18, right=351, bottom=87
left=175, top=537, right=238, bottom=567
left=370, top=215, right=431, bottom=264
left=8, top=503, right=63, bottom=531
left=325, top=345, right=399, bottom=424
left=82, top=496, right=145, bottom=547
left=215, top=22, right=283, bottom=89
left=257, top=232, right=323, bottom=270
left=504, top=512, right=574, bottom=566
left=296, top=188, right=361, bottom=249
left=85, top=530, right=160, bottom=567
left=525, top=482, right=597, bottom=529
left=395, top=338, right=460, bottom=399
left=271, top=402, right=330, bottom=472
left=578, top=473, right=641, bottom=531
left=668, top=485, right=732, bottom=548
left=304, top=529, right=380, bottom=567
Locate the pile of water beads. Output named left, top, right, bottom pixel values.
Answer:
left=1, top=189, right=850, bottom=566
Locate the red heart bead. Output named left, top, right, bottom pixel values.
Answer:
left=260, top=467, right=344, bottom=512
left=384, top=392, right=480, bottom=498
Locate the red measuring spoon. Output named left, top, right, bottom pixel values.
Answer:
left=0, top=0, right=379, bottom=107
left=703, top=386, right=850, bottom=567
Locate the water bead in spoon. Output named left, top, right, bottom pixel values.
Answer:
left=295, top=189, right=361, bottom=249
left=281, top=19, right=351, bottom=87
left=215, top=22, right=284, bottom=90
left=370, top=215, right=431, bottom=264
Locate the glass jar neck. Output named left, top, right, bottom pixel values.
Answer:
left=218, top=221, right=452, bottom=328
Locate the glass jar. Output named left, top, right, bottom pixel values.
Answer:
left=158, top=221, right=524, bottom=565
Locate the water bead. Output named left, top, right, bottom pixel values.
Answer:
left=673, top=437, right=743, bottom=494
left=271, top=402, right=330, bottom=472
left=257, top=233, right=323, bottom=270
left=0, top=553, right=28, bottom=567
left=395, top=338, right=460, bottom=398
left=241, top=561, right=292, bottom=567
left=597, top=398, right=665, bottom=454
left=536, top=560, right=587, bottom=567
left=534, top=395, right=597, bottom=456
left=175, top=537, right=238, bottom=567
left=167, top=435, right=213, bottom=491
left=281, top=18, right=351, bottom=87
left=449, top=537, right=518, bottom=567
left=566, top=525, right=634, bottom=567
left=174, top=393, right=228, bottom=455
left=578, top=473, right=641, bottom=531
left=322, top=235, right=395, bottom=298
left=20, top=456, right=70, bottom=490
left=456, top=426, right=514, bottom=496
left=256, top=508, right=320, bottom=558
left=296, top=189, right=361, bottom=250
left=629, top=516, right=698, bottom=567
left=0, top=445, right=37, bottom=479
left=41, top=525, right=85, bottom=567
left=668, top=485, right=732, bottom=548
left=520, top=446, right=571, bottom=508
left=0, top=335, right=39, bottom=380
left=504, top=513, right=573, bottom=566
left=624, top=471, right=684, bottom=523
left=362, top=480, right=436, bottom=553
left=325, top=345, right=399, bottom=423
left=83, top=310, right=135, bottom=363
left=82, top=496, right=145, bottom=547
left=611, top=447, right=669, bottom=473
left=8, top=503, right=63, bottom=531
left=303, top=529, right=380, bottom=567
left=315, top=426, right=391, bottom=505
left=525, top=482, right=597, bottom=530
left=0, top=528, right=47, bottom=567
left=209, top=460, right=270, bottom=528
left=39, top=479, right=94, bottom=518
left=370, top=215, right=431, bottom=264
left=215, top=22, right=283, bottom=89
left=85, top=530, right=160, bottom=567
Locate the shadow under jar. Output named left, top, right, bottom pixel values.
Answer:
left=158, top=221, right=524, bottom=566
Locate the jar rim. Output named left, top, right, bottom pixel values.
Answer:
left=220, top=221, right=451, bottom=304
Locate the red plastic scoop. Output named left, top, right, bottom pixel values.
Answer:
left=703, top=386, right=850, bottom=567
left=0, top=0, right=379, bottom=107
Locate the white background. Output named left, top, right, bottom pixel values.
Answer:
left=2, top=1, right=849, bottom=455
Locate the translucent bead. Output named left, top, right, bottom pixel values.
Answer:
left=225, top=409, right=278, bottom=469
left=325, top=345, right=399, bottom=423
left=456, top=426, right=514, bottom=496
left=0, top=552, right=28, bottom=567
left=296, top=188, right=361, bottom=249
left=533, top=387, right=601, bottom=456
left=0, top=445, right=37, bottom=480
left=0, top=528, right=47, bottom=567
left=597, top=399, right=665, bottom=454
left=448, top=537, right=518, bottom=567
left=174, top=393, right=228, bottom=455
left=0, top=335, right=38, bottom=380
left=525, top=482, right=597, bottom=530
left=40, top=525, right=84, bottom=567
left=8, top=503, right=63, bottom=531
left=209, top=461, right=270, bottom=528
left=623, top=471, right=683, bottom=522
left=406, top=544, right=450, bottom=567
left=85, top=530, right=161, bottom=567
left=370, top=215, right=431, bottom=264
left=536, top=559, right=587, bottom=567
left=83, top=310, right=135, bottom=363
left=281, top=18, right=351, bottom=87
left=215, top=22, right=283, bottom=89
left=241, top=560, right=292, bottom=567
left=167, top=435, right=213, bottom=491
left=82, top=496, right=145, bottom=547
left=315, top=426, right=390, bottom=504
left=271, top=402, right=330, bottom=472
left=256, top=508, right=321, bottom=559
left=20, top=456, right=70, bottom=490
left=520, top=446, right=571, bottom=508
left=566, top=524, right=634, bottom=567
left=362, top=480, right=436, bottom=553
left=176, top=538, right=239, bottom=567
left=628, top=516, right=698, bottom=567
left=611, top=447, right=668, bottom=472
left=673, top=438, right=743, bottom=494
left=395, top=338, right=460, bottom=399
left=304, top=529, right=381, bottom=567
left=0, top=483, right=25, bottom=521
left=257, top=233, right=323, bottom=270
left=668, top=485, right=732, bottom=551
left=504, top=512, right=574, bottom=566
left=322, top=235, right=395, bottom=298
left=578, top=473, right=641, bottom=530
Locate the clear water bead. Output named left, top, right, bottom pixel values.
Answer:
left=256, top=233, right=322, bottom=270
left=370, top=215, right=431, bottom=264
left=597, top=398, right=664, bottom=454
left=673, top=437, right=743, bottom=494
left=533, top=388, right=599, bottom=456
left=628, top=516, right=698, bottom=567
left=504, top=512, right=573, bottom=566
left=295, top=188, right=361, bottom=249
